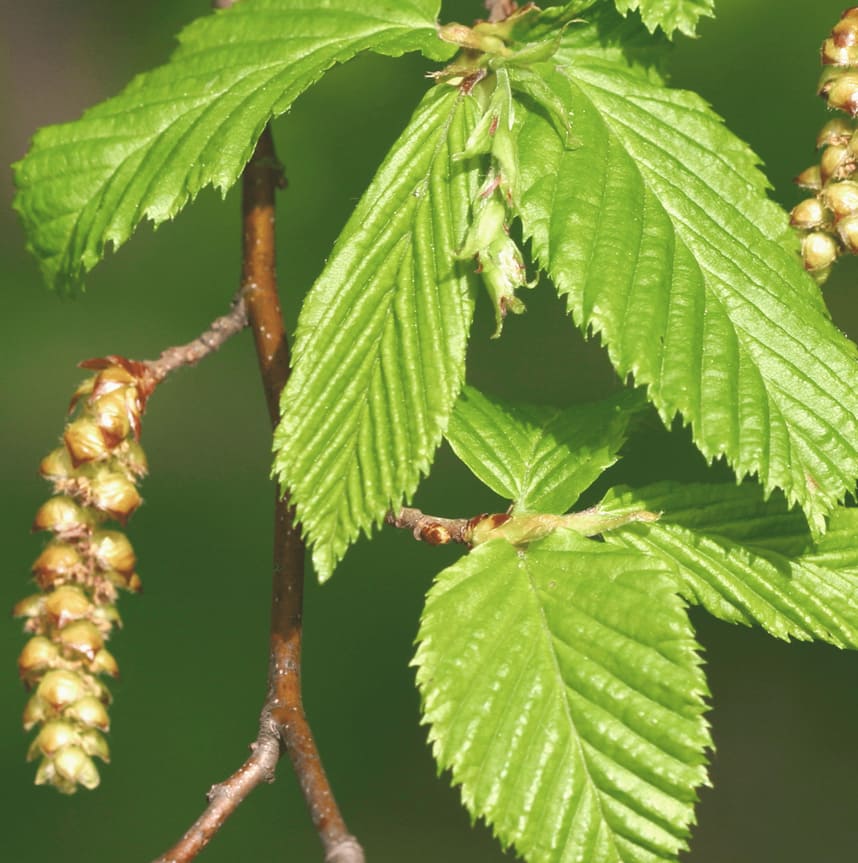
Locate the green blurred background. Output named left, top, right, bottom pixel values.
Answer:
left=3, top=1, right=858, bottom=859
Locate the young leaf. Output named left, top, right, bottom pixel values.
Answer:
left=445, top=386, right=642, bottom=513
left=516, top=26, right=858, bottom=532
left=13, top=0, right=455, bottom=294
left=415, top=529, right=710, bottom=863
left=273, top=86, right=479, bottom=581
left=613, top=0, right=715, bottom=37
left=601, top=483, right=858, bottom=648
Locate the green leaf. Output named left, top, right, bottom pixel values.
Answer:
left=516, top=25, right=858, bottom=532
left=601, top=483, right=858, bottom=648
left=273, top=86, right=479, bottom=581
left=415, top=529, right=710, bottom=863
left=445, top=386, right=642, bottom=513
left=13, top=0, right=455, bottom=294
left=614, top=0, right=715, bottom=37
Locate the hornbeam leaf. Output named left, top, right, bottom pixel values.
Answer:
left=601, top=483, right=858, bottom=648
left=273, top=86, right=479, bottom=581
left=13, top=0, right=455, bottom=294
left=516, top=22, right=858, bottom=531
left=613, top=0, right=715, bottom=37
left=415, top=530, right=710, bottom=863
left=446, top=386, right=643, bottom=513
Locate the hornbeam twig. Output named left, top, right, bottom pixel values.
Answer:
left=152, top=125, right=362, bottom=863
left=385, top=507, right=475, bottom=545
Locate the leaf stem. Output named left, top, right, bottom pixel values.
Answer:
left=151, top=126, right=363, bottom=863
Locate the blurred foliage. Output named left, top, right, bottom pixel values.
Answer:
left=2, top=1, right=858, bottom=861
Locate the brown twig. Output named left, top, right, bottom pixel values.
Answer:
left=385, top=507, right=475, bottom=545
left=152, top=126, right=362, bottom=863
left=143, top=294, right=248, bottom=382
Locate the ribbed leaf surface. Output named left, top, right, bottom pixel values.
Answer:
left=415, top=530, right=710, bottom=863
left=602, top=483, right=858, bottom=647
left=517, top=32, right=858, bottom=531
left=13, top=0, right=454, bottom=293
left=614, top=0, right=714, bottom=36
left=446, top=386, right=642, bottom=513
left=273, top=87, right=479, bottom=580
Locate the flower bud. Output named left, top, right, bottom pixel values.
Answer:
left=817, top=118, right=855, bottom=148
left=822, top=37, right=858, bottom=67
left=23, top=695, right=49, bottom=731
left=87, top=388, right=134, bottom=447
left=32, top=496, right=93, bottom=535
left=39, top=447, right=75, bottom=481
left=795, top=164, right=823, bottom=190
left=824, top=180, right=858, bottom=219
left=65, top=696, right=110, bottom=731
left=789, top=197, right=828, bottom=229
left=838, top=211, right=858, bottom=252
left=833, top=10, right=858, bottom=47
left=89, top=603, right=121, bottom=631
left=78, top=727, right=110, bottom=762
left=88, top=648, right=119, bottom=678
left=36, top=670, right=87, bottom=711
left=29, top=720, right=79, bottom=758
left=13, top=593, right=44, bottom=619
left=32, top=543, right=84, bottom=589
left=802, top=231, right=839, bottom=272
left=18, top=637, right=60, bottom=679
left=52, top=745, right=100, bottom=791
left=89, top=472, right=142, bottom=523
left=64, top=417, right=112, bottom=466
left=825, top=73, right=858, bottom=116
left=119, top=440, right=148, bottom=478
left=58, top=620, right=104, bottom=661
left=821, top=143, right=855, bottom=182
left=44, top=585, right=92, bottom=627
left=90, top=530, right=136, bottom=574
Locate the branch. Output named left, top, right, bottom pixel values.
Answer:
left=143, top=294, right=248, bottom=382
left=385, top=507, right=476, bottom=545
left=152, top=126, right=363, bottom=863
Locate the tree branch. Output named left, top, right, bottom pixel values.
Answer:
left=143, top=294, right=248, bottom=382
left=385, top=507, right=476, bottom=545
left=152, top=126, right=363, bottom=863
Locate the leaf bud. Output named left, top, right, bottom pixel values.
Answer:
left=837, top=211, right=858, bottom=252
left=789, top=197, right=828, bottom=229
left=44, top=585, right=92, bottom=627
left=18, top=637, right=60, bottom=678
left=90, top=530, right=136, bottom=574
left=89, top=472, right=142, bottom=523
left=58, top=620, right=104, bottom=661
left=824, top=180, right=858, bottom=219
left=51, top=745, right=100, bottom=790
left=824, top=73, right=858, bottom=116
left=36, top=670, right=87, bottom=711
left=795, top=164, right=822, bottom=191
left=32, top=496, right=93, bottom=535
left=802, top=231, right=840, bottom=272
left=65, top=696, right=110, bottom=731
left=32, top=542, right=84, bottom=589
left=817, top=118, right=855, bottom=148
left=63, top=417, right=112, bottom=466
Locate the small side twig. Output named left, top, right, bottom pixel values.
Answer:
left=385, top=507, right=475, bottom=545
left=143, top=294, right=248, bottom=382
left=485, top=0, right=517, bottom=23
